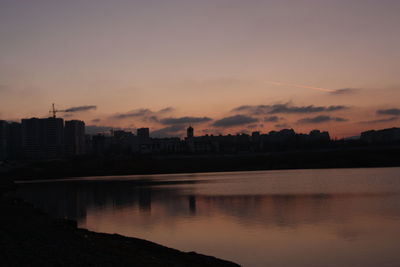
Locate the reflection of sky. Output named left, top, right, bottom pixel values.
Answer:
left=1, top=1, right=400, bottom=137
left=16, top=167, right=400, bottom=267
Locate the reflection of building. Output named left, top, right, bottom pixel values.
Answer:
left=65, top=120, right=85, bottom=156
left=138, top=188, right=152, bottom=212
left=189, top=195, right=196, bottom=213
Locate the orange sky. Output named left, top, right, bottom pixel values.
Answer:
left=0, top=0, right=399, bottom=138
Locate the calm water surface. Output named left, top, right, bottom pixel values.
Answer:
left=16, top=167, right=400, bottom=267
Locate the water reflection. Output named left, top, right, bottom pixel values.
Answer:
left=15, top=168, right=400, bottom=267
left=16, top=183, right=400, bottom=227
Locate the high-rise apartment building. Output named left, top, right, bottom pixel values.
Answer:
left=0, top=120, right=8, bottom=160
left=43, top=117, right=64, bottom=158
left=137, top=128, right=150, bottom=139
left=64, top=120, right=85, bottom=156
left=8, top=122, right=22, bottom=159
left=21, top=118, right=44, bottom=158
left=22, top=117, right=64, bottom=159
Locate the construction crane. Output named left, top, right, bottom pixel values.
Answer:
left=49, top=103, right=59, bottom=118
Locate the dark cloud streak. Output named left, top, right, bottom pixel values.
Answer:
left=233, top=103, right=347, bottom=115
left=297, top=115, right=347, bottom=124
left=159, top=116, right=212, bottom=125
left=330, top=88, right=357, bottom=95
left=158, top=107, right=174, bottom=113
left=264, top=116, right=280, bottom=122
left=377, top=108, right=400, bottom=116
left=113, top=109, right=152, bottom=119
left=62, top=105, right=97, bottom=112
left=269, top=104, right=346, bottom=114
left=213, top=115, right=258, bottom=127
left=359, top=117, right=398, bottom=124
left=112, top=107, right=173, bottom=119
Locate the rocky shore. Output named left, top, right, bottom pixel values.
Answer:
left=0, top=179, right=239, bottom=267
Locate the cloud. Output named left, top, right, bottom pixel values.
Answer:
left=63, top=113, right=73, bottom=118
left=269, top=82, right=357, bottom=95
left=159, top=116, right=212, bottom=125
left=85, top=125, right=113, bottom=135
left=275, top=123, right=290, bottom=129
left=232, top=105, right=269, bottom=114
left=91, top=119, right=101, bottom=123
left=158, top=107, right=175, bottom=113
left=151, top=125, right=186, bottom=137
left=330, top=88, right=358, bottom=95
left=231, top=105, right=250, bottom=112
left=246, top=124, right=258, bottom=129
left=297, top=115, right=347, bottom=124
left=232, top=103, right=347, bottom=115
left=359, top=117, right=398, bottom=124
left=268, top=81, right=335, bottom=93
left=113, top=108, right=152, bottom=119
left=146, top=115, right=160, bottom=123
left=112, top=107, right=174, bottom=120
left=264, top=116, right=280, bottom=122
left=268, top=104, right=346, bottom=114
left=376, top=108, right=400, bottom=116
left=213, top=115, right=258, bottom=127
left=62, top=105, right=97, bottom=112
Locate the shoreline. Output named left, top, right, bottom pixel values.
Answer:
left=0, top=183, right=240, bottom=266
left=14, top=165, right=400, bottom=185
left=3, top=146, right=400, bottom=181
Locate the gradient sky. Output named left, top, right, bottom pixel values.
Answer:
left=1, top=0, right=400, bottom=138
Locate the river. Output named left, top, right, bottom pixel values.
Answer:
left=16, top=167, right=400, bottom=267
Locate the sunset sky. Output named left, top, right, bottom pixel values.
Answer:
left=1, top=0, right=399, bottom=138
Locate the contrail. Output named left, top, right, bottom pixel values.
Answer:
left=267, top=81, right=336, bottom=93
